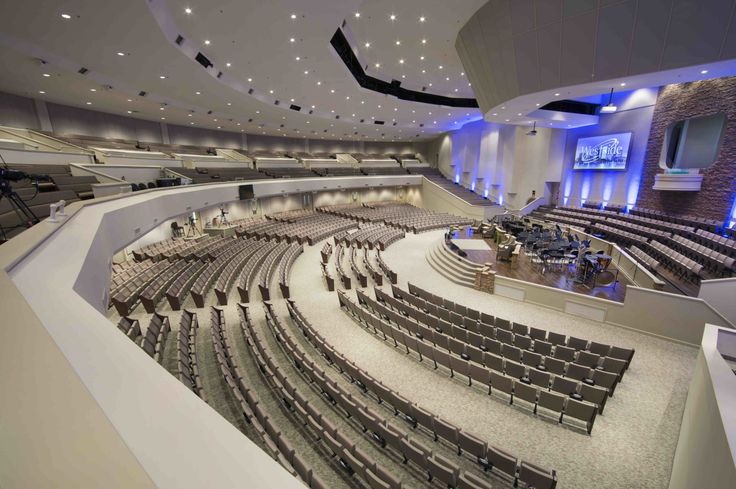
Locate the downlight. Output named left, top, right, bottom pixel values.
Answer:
left=600, top=88, right=617, bottom=113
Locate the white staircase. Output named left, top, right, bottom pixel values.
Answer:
left=216, top=148, right=252, bottom=163
left=425, top=240, right=482, bottom=287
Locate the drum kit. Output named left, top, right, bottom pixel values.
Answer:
left=569, top=246, right=618, bottom=288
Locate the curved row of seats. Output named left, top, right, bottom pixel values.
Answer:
left=165, top=261, right=207, bottom=310
left=118, top=313, right=170, bottom=363
left=334, top=244, right=352, bottom=289
left=176, top=310, right=206, bottom=401
left=349, top=246, right=368, bottom=288
left=139, top=260, right=191, bottom=313
left=213, top=242, right=262, bottom=305
left=236, top=241, right=279, bottom=303
left=285, top=299, right=558, bottom=489
left=406, top=283, right=634, bottom=371
left=210, top=306, right=324, bottom=487
left=278, top=244, right=304, bottom=299
left=190, top=239, right=253, bottom=307
left=362, top=248, right=384, bottom=287
left=111, top=261, right=175, bottom=315
left=376, top=250, right=398, bottom=285
left=258, top=242, right=291, bottom=301
left=341, top=291, right=600, bottom=435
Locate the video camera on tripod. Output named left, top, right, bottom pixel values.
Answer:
left=0, top=166, right=52, bottom=242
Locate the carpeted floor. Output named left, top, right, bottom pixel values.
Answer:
left=110, top=228, right=697, bottom=489
left=286, top=230, right=697, bottom=489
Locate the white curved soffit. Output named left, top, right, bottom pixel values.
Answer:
left=456, top=0, right=736, bottom=121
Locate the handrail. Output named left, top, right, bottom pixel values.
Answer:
left=27, top=128, right=94, bottom=154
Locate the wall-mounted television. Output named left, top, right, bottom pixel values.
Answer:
left=573, top=132, right=632, bottom=170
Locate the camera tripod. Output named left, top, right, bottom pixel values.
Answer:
left=0, top=178, right=40, bottom=242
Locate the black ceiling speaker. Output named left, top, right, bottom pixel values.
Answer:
left=78, top=67, right=89, bottom=75
left=216, top=71, right=223, bottom=79
left=175, top=35, right=184, bottom=46
left=248, top=118, right=253, bottom=122
left=138, top=91, right=147, bottom=97
left=308, top=110, right=313, bottom=114
left=374, top=120, right=384, bottom=125
left=195, top=52, right=213, bottom=69
left=290, top=104, right=301, bottom=111
left=248, top=88, right=254, bottom=95
left=335, top=115, right=340, bottom=119
left=274, top=100, right=280, bottom=105
left=207, top=110, right=212, bottom=114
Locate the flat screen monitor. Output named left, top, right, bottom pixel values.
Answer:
left=573, top=132, right=632, bottom=170
left=239, top=184, right=254, bottom=200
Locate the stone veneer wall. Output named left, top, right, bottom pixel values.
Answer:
left=638, top=77, right=736, bottom=223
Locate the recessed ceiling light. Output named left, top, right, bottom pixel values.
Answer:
left=190, top=122, right=194, bottom=125
left=438, top=65, right=443, bottom=69
left=517, top=113, right=522, bottom=116
left=86, top=102, right=92, bottom=105
left=461, top=72, right=465, bottom=76
left=375, top=63, right=380, bottom=68
left=195, top=91, right=201, bottom=95
left=361, top=100, right=365, bottom=104
left=317, top=81, right=321, bottom=85
left=256, top=110, right=260, bottom=113
left=454, top=89, right=458, bottom=92
left=311, top=105, right=315, bottom=109
left=42, top=73, right=50, bottom=77
left=117, top=52, right=125, bottom=56
left=492, top=113, right=497, bottom=116
left=289, top=37, right=295, bottom=43
left=159, top=75, right=166, bottom=79
left=390, top=14, right=396, bottom=21
left=620, top=82, right=626, bottom=86
left=204, top=40, right=210, bottom=45
left=346, top=96, right=350, bottom=100
left=227, top=102, right=232, bottom=106
left=290, top=99, right=295, bottom=103
left=420, top=16, right=426, bottom=22
left=395, top=40, right=401, bottom=45
left=446, top=77, right=450, bottom=81
left=126, top=110, right=131, bottom=114
left=429, top=83, right=433, bottom=87
left=290, top=13, right=297, bottom=19
left=554, top=92, right=560, bottom=96
left=355, top=12, right=360, bottom=18
left=247, top=77, right=252, bottom=82
left=160, top=107, right=164, bottom=111
left=304, top=70, right=309, bottom=75
left=61, top=13, right=71, bottom=19
left=161, top=117, right=166, bottom=120
left=330, top=89, right=335, bottom=93
left=269, top=89, right=274, bottom=94
left=536, top=103, right=540, bottom=106
left=39, top=90, right=45, bottom=94
left=701, top=69, right=709, bottom=74
left=422, top=69, right=426, bottom=73
left=378, top=105, right=382, bottom=108
left=188, top=113, right=192, bottom=117
left=185, top=7, right=192, bottom=14
left=505, top=119, right=510, bottom=122
left=295, top=56, right=300, bottom=61
left=364, top=42, right=371, bottom=48
left=127, top=99, right=132, bottom=102
left=226, top=62, right=231, bottom=67
left=399, top=59, right=404, bottom=64
left=89, top=88, right=97, bottom=92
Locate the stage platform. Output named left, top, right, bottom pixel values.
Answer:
left=450, top=232, right=630, bottom=302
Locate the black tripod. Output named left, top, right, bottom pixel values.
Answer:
left=0, top=178, right=40, bottom=243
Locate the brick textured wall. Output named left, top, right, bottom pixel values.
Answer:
left=638, top=77, right=736, bottom=223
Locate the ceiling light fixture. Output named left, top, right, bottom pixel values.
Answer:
left=355, top=12, right=360, bottom=18
left=39, top=90, right=46, bottom=94
left=390, top=14, right=396, bottom=21
left=620, top=82, right=626, bottom=86
left=395, top=40, right=401, bottom=45
left=86, top=102, right=92, bottom=105
left=554, top=92, right=560, bottom=96
left=117, top=52, right=125, bottom=56
left=159, top=75, right=166, bottom=79
left=195, top=91, right=201, bottom=95
left=421, top=39, right=427, bottom=44
left=701, top=69, right=709, bottom=74
left=90, top=88, right=96, bottom=92
left=126, top=110, right=132, bottom=114
left=247, top=77, right=252, bottom=82
left=375, top=63, right=380, bottom=68
left=290, top=13, right=297, bottom=19
left=42, top=73, right=50, bottom=77
left=204, top=40, right=210, bottom=45
left=399, top=59, right=404, bottom=64
left=295, top=56, right=300, bottom=61
left=289, top=37, right=295, bottom=43
left=61, top=13, right=71, bottom=19
left=419, top=16, right=426, bottom=22
left=185, top=8, right=192, bottom=14
left=226, top=62, right=231, bottom=67
left=600, top=88, right=618, bottom=113
left=364, top=42, right=370, bottom=48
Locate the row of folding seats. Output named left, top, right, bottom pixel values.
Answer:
left=592, top=223, right=649, bottom=246
left=111, top=261, right=174, bottom=315
left=669, top=234, right=735, bottom=276
left=648, top=240, right=704, bottom=282
left=213, top=242, right=260, bottom=305
left=349, top=246, right=368, bottom=288
left=258, top=242, right=290, bottom=301
left=278, top=244, right=304, bottom=299
left=628, top=246, right=661, bottom=272
left=362, top=249, right=384, bottom=287
left=140, top=313, right=170, bottom=363
left=210, top=307, right=313, bottom=481
left=286, top=299, right=558, bottom=489
left=164, top=261, right=206, bottom=310
left=117, top=316, right=141, bottom=342
left=344, top=291, right=600, bottom=435
left=692, top=228, right=736, bottom=256
left=190, top=240, right=251, bottom=307
left=236, top=241, right=278, bottom=303
left=405, top=283, right=635, bottom=370
left=176, top=310, right=206, bottom=401
left=334, top=244, right=352, bottom=289
left=139, top=260, right=190, bottom=313
left=375, top=250, right=398, bottom=285
left=240, top=305, right=385, bottom=489
left=320, top=242, right=332, bottom=264
left=373, top=289, right=619, bottom=405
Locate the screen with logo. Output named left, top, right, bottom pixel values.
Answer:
left=573, top=132, right=632, bottom=170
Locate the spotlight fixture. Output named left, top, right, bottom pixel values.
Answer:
left=61, top=13, right=71, bottom=19
left=526, top=121, right=537, bottom=136
left=600, top=88, right=617, bottom=113
left=185, top=7, right=192, bottom=14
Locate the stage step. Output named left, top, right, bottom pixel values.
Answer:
left=425, top=243, right=477, bottom=287
left=436, top=242, right=484, bottom=275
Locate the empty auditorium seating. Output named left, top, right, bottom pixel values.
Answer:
left=140, top=312, right=170, bottom=363
left=319, top=202, right=472, bottom=233
left=175, top=166, right=271, bottom=184
left=408, top=168, right=495, bottom=206
left=176, top=309, right=206, bottom=400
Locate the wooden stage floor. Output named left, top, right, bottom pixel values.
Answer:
left=455, top=236, right=630, bottom=303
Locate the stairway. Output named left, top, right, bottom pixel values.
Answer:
left=425, top=240, right=482, bottom=287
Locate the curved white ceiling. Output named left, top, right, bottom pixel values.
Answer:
left=0, top=0, right=485, bottom=141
